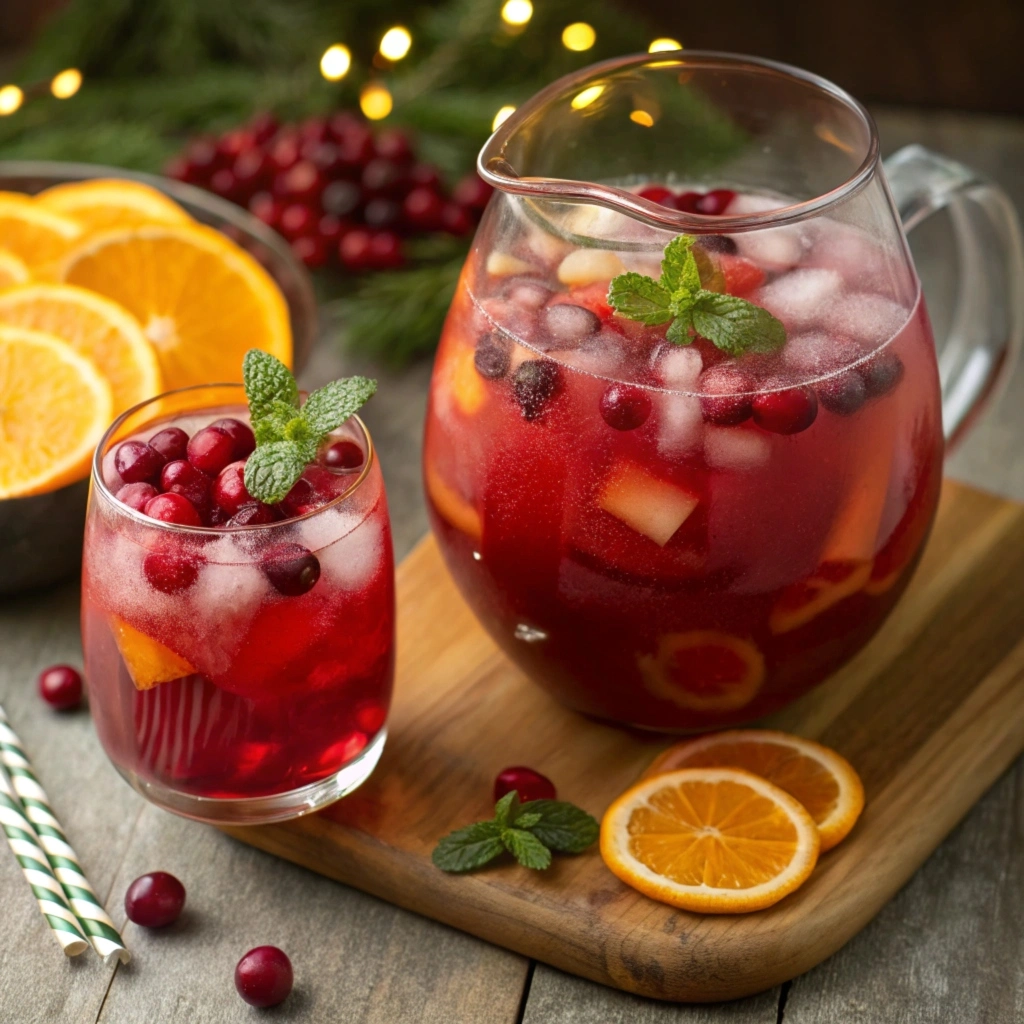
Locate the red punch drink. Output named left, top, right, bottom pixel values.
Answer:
left=424, top=187, right=943, bottom=731
left=83, top=381, right=394, bottom=822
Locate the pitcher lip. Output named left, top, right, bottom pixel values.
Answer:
left=478, top=50, right=880, bottom=233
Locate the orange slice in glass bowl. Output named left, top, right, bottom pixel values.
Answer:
left=0, top=193, right=82, bottom=274
left=0, top=248, right=30, bottom=287
left=644, top=729, right=865, bottom=852
left=601, top=767, right=820, bottom=913
left=58, top=222, right=292, bottom=389
left=769, top=559, right=872, bottom=634
left=0, top=325, right=112, bottom=497
left=638, top=630, right=765, bottom=712
left=36, top=178, right=192, bottom=235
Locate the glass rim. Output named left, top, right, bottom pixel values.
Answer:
left=478, top=50, right=880, bottom=234
left=91, top=382, right=375, bottom=534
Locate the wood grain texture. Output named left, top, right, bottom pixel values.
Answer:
left=226, top=479, right=1024, bottom=1003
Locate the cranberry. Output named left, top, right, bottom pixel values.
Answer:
left=860, top=351, right=904, bottom=398
left=674, top=190, right=703, bottom=213
left=299, top=116, right=329, bottom=143
left=368, top=231, right=404, bottom=270
left=637, top=185, right=676, bottom=207
left=452, top=173, right=493, bottom=211
left=261, top=544, right=321, bottom=596
left=303, top=141, right=343, bottom=176
left=600, top=384, right=652, bottom=430
left=143, top=492, right=202, bottom=526
left=363, top=197, right=401, bottom=230
left=322, top=180, right=363, bottom=218
left=317, top=214, right=345, bottom=247
left=235, top=946, right=293, bottom=1008
left=323, top=441, right=364, bottom=470
left=440, top=202, right=473, bottom=236
left=115, top=482, right=158, bottom=513
left=268, top=134, right=301, bottom=174
left=208, top=418, right=256, bottom=460
left=147, top=427, right=189, bottom=463
left=409, top=163, right=442, bottom=190
left=698, top=366, right=755, bottom=425
left=187, top=426, right=235, bottom=475
left=249, top=112, right=279, bottom=144
left=160, top=460, right=211, bottom=510
left=209, top=168, right=238, bottom=200
left=292, top=235, right=328, bottom=268
left=124, top=872, right=186, bottom=928
left=277, top=160, right=323, bottom=202
left=474, top=333, right=512, bottom=379
left=182, top=138, right=218, bottom=183
left=818, top=370, right=867, bottom=416
left=248, top=191, right=281, bottom=228
left=698, top=234, right=738, bottom=255
left=211, top=461, right=252, bottom=515
left=361, top=157, right=404, bottom=196
left=340, top=228, right=373, bottom=271
left=144, top=549, right=201, bottom=594
left=164, top=156, right=189, bottom=182
left=218, top=129, right=255, bottom=162
left=228, top=502, right=280, bottom=527
left=232, top=149, right=268, bottom=195
left=115, top=440, right=165, bottom=483
left=494, top=766, right=556, bottom=803
left=278, top=203, right=315, bottom=240
left=752, top=386, right=818, bottom=434
left=277, top=477, right=317, bottom=518
left=335, top=126, right=376, bottom=170
left=375, top=128, right=413, bottom=163
left=695, top=189, right=736, bottom=215
left=512, top=360, right=562, bottom=421
left=403, top=187, right=444, bottom=231
left=38, top=665, right=83, bottom=710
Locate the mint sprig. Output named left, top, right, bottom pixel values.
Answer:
left=241, top=349, right=377, bottom=505
left=607, top=235, right=785, bottom=356
left=432, top=791, right=599, bottom=873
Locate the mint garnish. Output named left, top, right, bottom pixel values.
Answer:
left=241, top=349, right=376, bottom=505
left=607, top=235, right=785, bottom=356
left=432, top=791, right=599, bottom=873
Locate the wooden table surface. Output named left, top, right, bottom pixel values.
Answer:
left=2, top=107, right=1022, bottom=1023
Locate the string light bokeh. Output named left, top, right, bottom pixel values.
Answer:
left=320, top=45, right=352, bottom=81
left=501, top=0, right=534, bottom=26
left=379, top=27, right=412, bottom=62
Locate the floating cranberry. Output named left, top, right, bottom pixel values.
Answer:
left=160, top=460, right=211, bottom=510
left=277, top=477, right=317, bottom=518
left=292, top=235, right=329, bottom=268
left=494, top=766, right=556, bottom=803
left=368, top=230, right=404, bottom=270
left=322, top=180, right=363, bottom=218
left=453, top=173, right=493, bottom=212
left=211, top=461, right=253, bottom=515
left=115, top=482, right=159, bottom=513
left=363, top=197, right=401, bottom=230
left=403, top=187, right=444, bottom=231
left=752, top=386, right=818, bottom=434
left=124, top=872, right=186, bottom=928
left=208, top=418, right=256, bottom=460
left=361, top=157, right=404, bottom=196
left=698, top=366, right=755, bottom=425
left=115, top=440, right=165, bottom=483
left=637, top=185, right=675, bottom=207
left=340, top=229, right=373, bottom=271
left=409, top=163, right=442, bottom=190
left=262, top=543, right=321, bottom=596
left=323, top=441, right=363, bottom=471
left=440, top=202, right=472, bottom=236
left=860, top=351, right=904, bottom=398
left=248, top=191, right=281, bottom=228
left=147, top=427, right=189, bottom=463
left=474, top=333, right=512, bottom=379
left=38, top=665, right=83, bottom=710
left=818, top=370, right=867, bottom=416
left=278, top=204, right=315, bottom=240
left=187, top=426, right=236, bottom=475
left=695, top=189, right=736, bottom=215
left=143, top=492, right=202, bottom=526
left=674, top=190, right=703, bottom=213
left=600, top=384, right=652, bottom=431
left=235, top=946, right=293, bottom=1008
left=698, top=234, right=738, bottom=255
left=228, top=502, right=280, bottom=527
left=144, top=549, right=201, bottom=594
left=512, top=360, right=562, bottom=421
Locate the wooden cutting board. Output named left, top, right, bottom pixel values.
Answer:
left=225, top=479, right=1024, bottom=1002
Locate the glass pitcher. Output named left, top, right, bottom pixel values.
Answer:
left=423, top=52, right=1024, bottom=731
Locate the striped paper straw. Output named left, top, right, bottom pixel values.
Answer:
left=0, top=706, right=130, bottom=965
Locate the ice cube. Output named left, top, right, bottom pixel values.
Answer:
left=317, top=516, right=384, bottom=593
left=597, top=460, right=699, bottom=546
left=805, top=221, right=903, bottom=297
left=655, top=345, right=703, bottom=390
left=754, top=268, right=844, bottom=330
left=825, top=293, right=908, bottom=346
left=505, top=279, right=552, bottom=309
left=557, top=249, right=626, bottom=287
left=187, top=561, right=270, bottom=674
left=541, top=303, right=601, bottom=347
left=656, top=394, right=704, bottom=458
left=704, top=426, right=771, bottom=471
left=735, top=226, right=806, bottom=270
left=726, top=194, right=786, bottom=215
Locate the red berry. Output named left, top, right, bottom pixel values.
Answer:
left=182, top=138, right=218, bottom=183
left=209, top=168, right=238, bottom=200
left=235, top=946, right=293, bottom=1008
left=322, top=180, right=363, bottom=219
left=302, top=140, right=343, bottom=176
left=278, top=203, right=315, bottom=240
left=368, top=230, right=404, bottom=270
left=695, top=189, right=736, bottom=215
left=409, top=163, right=442, bottom=190
left=860, top=351, right=904, bottom=398
left=248, top=191, right=281, bottom=228
left=339, top=228, right=373, bottom=271
left=261, top=543, right=320, bottom=596
left=147, top=427, right=189, bottom=463
left=278, top=160, right=323, bottom=203
left=292, top=235, right=327, bottom=267
left=115, top=440, right=165, bottom=483
left=268, top=134, right=301, bottom=174
left=160, top=459, right=211, bottom=510
left=248, top=112, right=279, bottom=144
left=494, top=766, right=556, bottom=803
left=323, top=440, right=364, bottom=470
left=698, top=366, right=755, bottom=425
left=115, top=482, right=158, bottom=513
left=752, top=386, right=818, bottom=434
left=453, top=174, right=493, bottom=212
left=817, top=370, right=867, bottom=416
left=637, top=185, right=675, bottom=207
left=228, top=502, right=280, bottom=527
left=674, top=190, right=703, bottom=213
left=512, top=360, right=562, bottom=421
left=374, top=129, right=413, bottom=164
left=208, top=418, right=255, bottom=459
left=440, top=202, right=472, bottom=236
left=143, top=492, right=202, bottom=526
left=363, top=198, right=401, bottom=230
left=402, top=187, right=443, bottom=231
left=144, top=548, right=201, bottom=593
left=317, top=214, right=345, bottom=246
left=38, top=665, right=83, bottom=710
left=124, top=872, right=186, bottom=928
left=217, top=129, right=255, bottom=162
left=187, top=426, right=236, bottom=475
left=277, top=477, right=317, bottom=518
left=299, top=116, right=329, bottom=143
left=211, top=461, right=253, bottom=515
left=232, top=149, right=268, bottom=195
left=361, top=157, right=405, bottom=196
left=600, top=384, right=652, bottom=431
left=336, top=128, right=376, bottom=170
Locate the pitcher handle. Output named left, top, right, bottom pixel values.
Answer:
left=883, top=144, right=1024, bottom=444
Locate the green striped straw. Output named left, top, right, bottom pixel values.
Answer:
left=0, top=705, right=129, bottom=965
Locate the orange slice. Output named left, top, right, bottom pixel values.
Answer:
left=601, top=767, right=820, bottom=913
left=58, top=222, right=291, bottom=390
left=425, top=458, right=482, bottom=541
left=769, top=559, right=871, bottom=634
left=645, top=730, right=865, bottom=852
left=0, top=193, right=82, bottom=273
left=639, top=630, right=765, bottom=712
left=0, top=326, right=112, bottom=497
left=110, top=617, right=195, bottom=691
left=36, top=178, right=192, bottom=235
left=0, top=283, right=161, bottom=415
left=0, top=248, right=30, bottom=287
left=450, top=342, right=486, bottom=416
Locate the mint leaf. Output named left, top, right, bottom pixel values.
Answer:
left=243, top=349, right=298, bottom=423
left=493, top=790, right=520, bottom=829
left=502, top=828, right=552, bottom=870
left=432, top=821, right=504, bottom=873
left=690, top=292, right=786, bottom=356
left=607, top=273, right=672, bottom=325
left=520, top=800, right=599, bottom=853
left=512, top=811, right=542, bottom=830
left=304, top=377, right=378, bottom=437
left=243, top=440, right=307, bottom=505
left=665, top=314, right=692, bottom=346
left=660, top=235, right=700, bottom=296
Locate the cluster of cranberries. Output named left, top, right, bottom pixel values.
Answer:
left=166, top=110, right=493, bottom=271
left=637, top=185, right=736, bottom=216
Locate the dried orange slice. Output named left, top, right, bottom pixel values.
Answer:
left=0, top=248, right=30, bottom=287
left=36, top=178, right=192, bottom=235
left=0, top=283, right=161, bottom=415
left=601, top=767, right=820, bottom=913
left=769, top=560, right=871, bottom=634
left=645, top=730, right=865, bottom=852
left=424, top=458, right=482, bottom=541
left=58, top=222, right=291, bottom=390
left=0, top=326, right=112, bottom=497
left=110, top=617, right=195, bottom=691
left=0, top=193, right=81, bottom=273
left=639, top=630, right=765, bottom=712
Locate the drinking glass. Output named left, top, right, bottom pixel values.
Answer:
left=423, top=52, right=1023, bottom=731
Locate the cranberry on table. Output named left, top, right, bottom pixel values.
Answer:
left=262, top=543, right=321, bottom=596
left=147, top=426, right=189, bottom=463
left=143, top=492, right=202, bottom=527
left=124, top=871, right=186, bottom=928
left=600, top=384, right=652, bottom=431
left=494, top=766, right=557, bottom=803
left=208, top=418, right=256, bottom=460
left=187, top=426, right=236, bottom=475
left=114, top=440, right=165, bottom=483
left=161, top=460, right=211, bottom=510
left=698, top=366, right=755, bottom=425
left=115, top=482, right=158, bottom=513
left=235, top=946, right=293, bottom=1008
left=144, top=549, right=201, bottom=594
left=323, top=440, right=364, bottom=471
left=752, top=386, right=818, bottom=434
left=38, top=665, right=83, bottom=710
left=212, top=461, right=253, bottom=515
